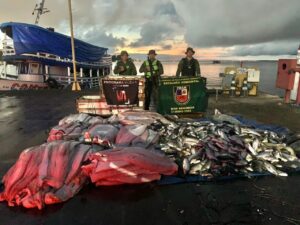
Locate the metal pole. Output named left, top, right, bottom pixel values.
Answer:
left=67, top=66, right=71, bottom=84
left=68, top=0, right=81, bottom=91
left=4, top=61, right=7, bottom=78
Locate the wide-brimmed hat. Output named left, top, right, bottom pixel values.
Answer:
left=185, top=47, right=195, bottom=54
left=148, top=49, right=157, bottom=55
left=120, top=50, right=129, bottom=56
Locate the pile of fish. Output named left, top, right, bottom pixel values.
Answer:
left=1, top=110, right=299, bottom=210
left=149, top=112, right=300, bottom=177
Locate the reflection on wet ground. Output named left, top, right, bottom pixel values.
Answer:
left=0, top=90, right=299, bottom=225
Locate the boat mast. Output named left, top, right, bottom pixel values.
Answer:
left=32, top=0, right=50, bottom=25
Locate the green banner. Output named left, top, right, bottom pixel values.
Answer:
left=157, top=76, right=208, bottom=115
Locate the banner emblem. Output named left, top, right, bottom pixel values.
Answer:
left=174, top=86, right=190, bottom=105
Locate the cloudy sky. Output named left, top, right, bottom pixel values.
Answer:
left=0, top=0, right=299, bottom=59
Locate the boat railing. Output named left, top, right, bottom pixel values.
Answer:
left=203, top=76, right=223, bottom=102
left=99, top=55, right=113, bottom=65
left=21, top=53, right=112, bottom=67
left=49, top=74, right=103, bottom=89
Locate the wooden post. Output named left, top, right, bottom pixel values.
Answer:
left=68, top=0, right=81, bottom=91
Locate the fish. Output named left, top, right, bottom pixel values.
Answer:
left=183, top=137, right=199, bottom=146
left=263, top=161, right=288, bottom=177
left=252, top=138, right=260, bottom=151
left=241, top=128, right=261, bottom=137
left=235, top=160, right=248, bottom=167
left=246, top=143, right=258, bottom=156
left=182, top=158, right=190, bottom=174
left=281, top=147, right=296, bottom=157
left=281, top=152, right=298, bottom=162
left=190, top=159, right=201, bottom=165
left=212, top=109, right=241, bottom=125
left=189, top=160, right=208, bottom=174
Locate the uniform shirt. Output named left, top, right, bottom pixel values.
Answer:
left=176, top=57, right=201, bottom=77
left=139, top=59, right=164, bottom=78
left=113, top=59, right=137, bottom=75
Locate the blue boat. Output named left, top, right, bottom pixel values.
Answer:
left=0, top=22, right=112, bottom=90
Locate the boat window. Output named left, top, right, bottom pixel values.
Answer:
left=39, top=65, right=45, bottom=75
left=29, top=63, right=40, bottom=74
left=19, top=63, right=29, bottom=74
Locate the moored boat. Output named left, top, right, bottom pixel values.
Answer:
left=0, top=22, right=112, bottom=91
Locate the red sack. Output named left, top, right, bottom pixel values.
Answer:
left=82, top=147, right=178, bottom=186
left=83, top=123, right=119, bottom=145
left=0, top=141, right=91, bottom=209
left=115, top=125, right=147, bottom=146
left=47, top=122, right=86, bottom=142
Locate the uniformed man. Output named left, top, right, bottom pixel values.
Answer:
left=176, top=47, right=201, bottom=77
left=139, top=50, right=164, bottom=110
left=113, top=50, right=137, bottom=75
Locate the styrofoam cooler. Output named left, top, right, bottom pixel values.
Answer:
left=76, top=95, right=144, bottom=116
left=247, top=69, right=260, bottom=82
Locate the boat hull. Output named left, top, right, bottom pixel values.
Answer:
left=0, top=79, right=48, bottom=91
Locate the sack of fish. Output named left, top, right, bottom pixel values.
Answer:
left=0, top=110, right=299, bottom=209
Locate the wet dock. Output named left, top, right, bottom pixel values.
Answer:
left=0, top=89, right=299, bottom=225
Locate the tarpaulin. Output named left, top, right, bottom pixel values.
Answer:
left=233, top=115, right=291, bottom=135
left=0, top=22, right=108, bottom=63
left=157, top=168, right=300, bottom=186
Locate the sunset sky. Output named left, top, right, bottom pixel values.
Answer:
left=0, top=0, right=299, bottom=59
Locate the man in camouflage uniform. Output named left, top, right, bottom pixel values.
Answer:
left=176, top=47, right=201, bottom=77
left=139, top=50, right=164, bottom=110
left=113, top=51, right=137, bottom=75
